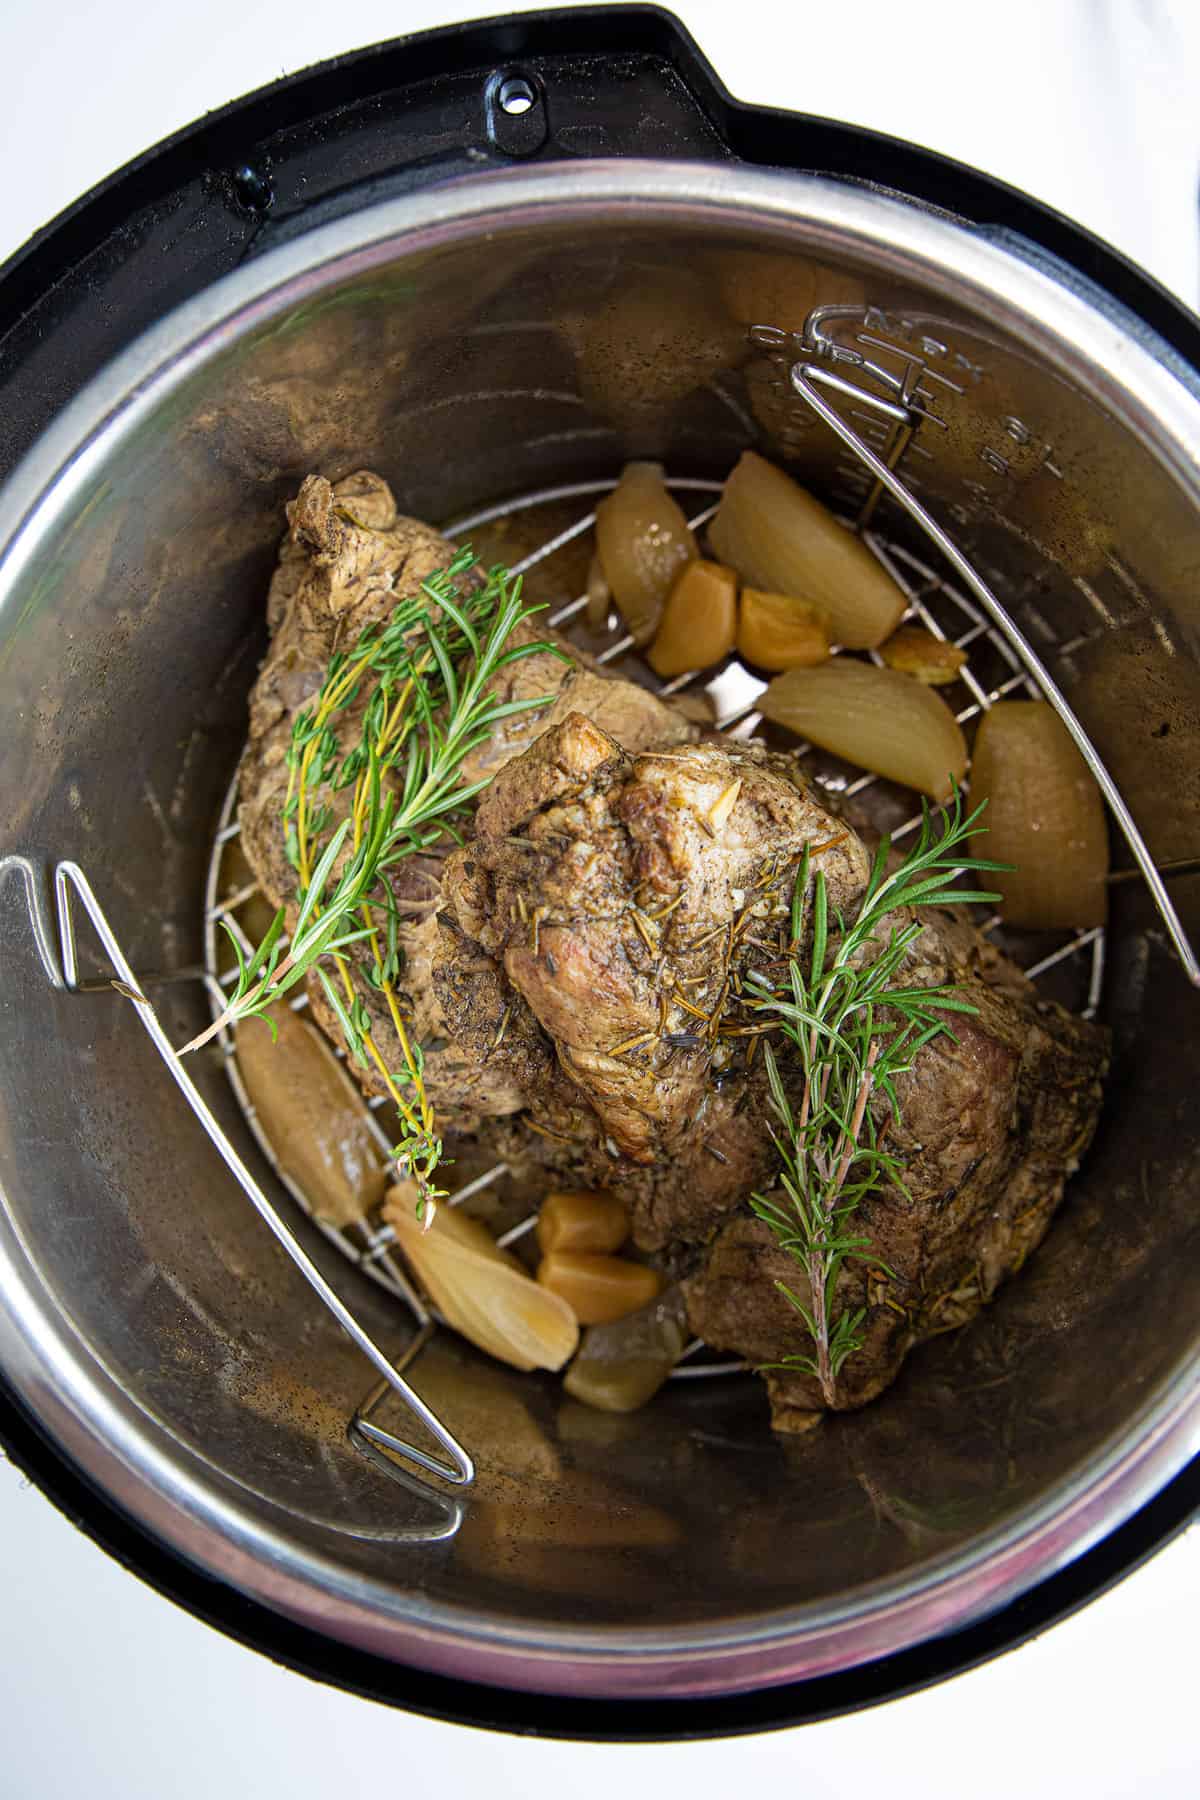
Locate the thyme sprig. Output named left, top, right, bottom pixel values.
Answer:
left=182, top=545, right=562, bottom=1216
left=745, top=790, right=1006, bottom=1404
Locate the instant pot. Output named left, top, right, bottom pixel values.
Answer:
left=1, top=5, right=1198, bottom=1739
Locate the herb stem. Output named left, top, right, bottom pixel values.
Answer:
left=747, top=789, right=1008, bottom=1402
left=183, top=546, right=563, bottom=1218
left=831, top=1038, right=880, bottom=1197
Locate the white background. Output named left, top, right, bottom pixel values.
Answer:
left=1, top=0, right=1198, bottom=1793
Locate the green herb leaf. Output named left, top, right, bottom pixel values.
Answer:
left=181, top=545, right=561, bottom=1219
left=750, top=786, right=995, bottom=1407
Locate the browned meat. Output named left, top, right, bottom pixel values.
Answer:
left=685, top=908, right=1109, bottom=1428
left=435, top=717, right=867, bottom=1169
left=236, top=471, right=696, bottom=1130
left=237, top=474, right=1110, bottom=1430
left=435, top=708, right=1108, bottom=1425
left=455, top=630, right=697, bottom=792
left=238, top=470, right=456, bottom=926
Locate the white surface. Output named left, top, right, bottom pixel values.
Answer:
left=2, top=0, right=1199, bottom=1794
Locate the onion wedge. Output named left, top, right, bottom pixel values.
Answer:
left=564, top=1287, right=688, bottom=1414
left=648, top=559, right=737, bottom=677
left=236, top=1008, right=386, bottom=1229
left=709, top=451, right=905, bottom=650
left=880, top=624, right=967, bottom=686
left=385, top=1185, right=579, bottom=1372
left=737, top=587, right=831, bottom=671
left=969, top=701, right=1109, bottom=928
left=594, top=461, right=697, bottom=646
left=761, top=659, right=968, bottom=801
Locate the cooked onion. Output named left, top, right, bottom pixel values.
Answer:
left=536, top=1189, right=629, bottom=1255
left=537, top=1250, right=663, bottom=1325
left=236, top=1007, right=386, bottom=1228
left=761, top=659, right=968, bottom=800
left=737, top=587, right=831, bottom=672
left=585, top=552, right=611, bottom=632
left=594, top=461, right=698, bottom=646
left=648, top=559, right=738, bottom=677
left=563, top=1287, right=688, bottom=1414
left=969, top=701, right=1109, bottom=928
left=386, top=1185, right=578, bottom=1372
left=880, top=624, right=967, bottom=686
left=709, top=451, right=906, bottom=650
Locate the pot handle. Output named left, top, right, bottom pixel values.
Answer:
left=241, top=6, right=742, bottom=257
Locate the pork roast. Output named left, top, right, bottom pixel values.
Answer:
left=236, top=473, right=1110, bottom=1428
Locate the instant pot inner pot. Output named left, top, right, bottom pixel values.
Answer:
left=2, top=190, right=1199, bottom=1676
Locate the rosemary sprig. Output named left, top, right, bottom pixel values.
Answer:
left=182, top=545, right=562, bottom=1215
left=744, top=790, right=1007, bottom=1405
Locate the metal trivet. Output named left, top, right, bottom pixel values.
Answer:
left=8, top=359, right=1196, bottom=1507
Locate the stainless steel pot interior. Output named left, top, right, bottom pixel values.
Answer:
left=1, top=164, right=1199, bottom=1701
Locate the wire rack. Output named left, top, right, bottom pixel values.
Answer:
left=203, top=453, right=1111, bottom=1412
left=8, top=357, right=1197, bottom=1503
